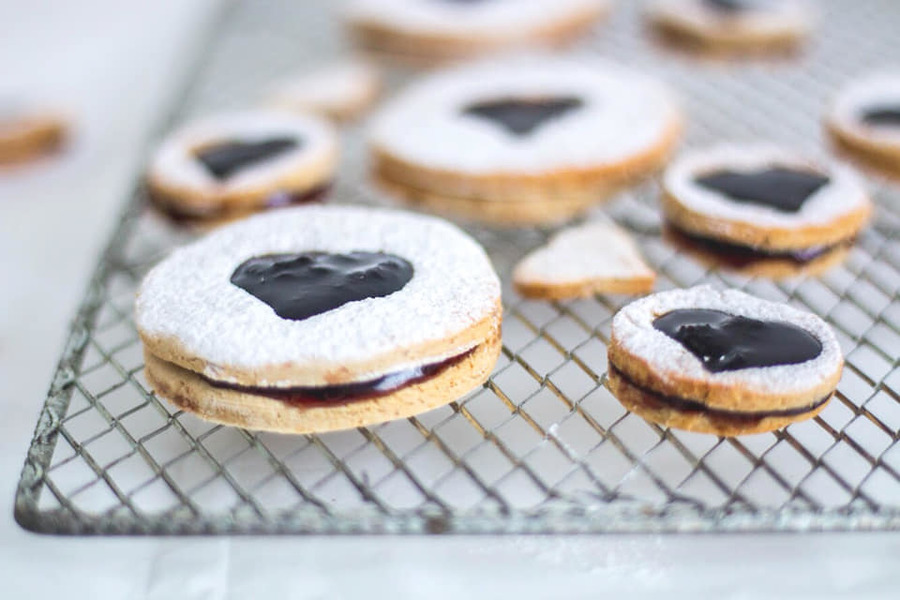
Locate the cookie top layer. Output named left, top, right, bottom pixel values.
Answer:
left=829, top=72, right=900, bottom=151
left=148, top=110, right=337, bottom=199
left=369, top=55, right=679, bottom=175
left=345, top=0, right=609, bottom=38
left=664, top=144, right=869, bottom=230
left=648, top=0, right=812, bottom=36
left=135, top=205, right=500, bottom=386
left=611, top=286, right=842, bottom=397
left=265, top=60, right=381, bottom=119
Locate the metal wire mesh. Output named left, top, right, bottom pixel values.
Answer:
left=14, top=0, right=900, bottom=534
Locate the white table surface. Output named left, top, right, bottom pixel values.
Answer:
left=0, top=1, right=898, bottom=598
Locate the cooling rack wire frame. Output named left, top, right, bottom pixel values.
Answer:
left=14, top=0, right=900, bottom=535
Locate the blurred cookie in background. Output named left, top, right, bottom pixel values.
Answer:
left=646, top=0, right=814, bottom=55
left=0, top=105, right=68, bottom=166
left=264, top=59, right=382, bottom=123
left=344, top=0, right=612, bottom=64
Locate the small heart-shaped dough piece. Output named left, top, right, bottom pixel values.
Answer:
left=513, top=221, right=655, bottom=299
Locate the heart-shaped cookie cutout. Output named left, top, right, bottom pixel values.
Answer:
left=462, top=97, right=584, bottom=136
left=694, top=166, right=830, bottom=213
left=653, top=308, right=822, bottom=372
left=195, top=137, right=299, bottom=180
left=230, top=252, right=413, bottom=321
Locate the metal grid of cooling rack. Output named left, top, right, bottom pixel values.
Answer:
left=14, top=0, right=900, bottom=535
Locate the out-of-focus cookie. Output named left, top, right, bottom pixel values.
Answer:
left=647, top=0, right=813, bottom=54
left=369, top=55, right=681, bottom=225
left=607, top=285, right=843, bottom=436
left=0, top=107, right=68, bottom=165
left=135, top=205, right=502, bottom=434
left=344, top=0, right=611, bottom=63
left=661, top=144, right=871, bottom=278
left=513, top=220, right=655, bottom=299
left=265, top=60, right=382, bottom=123
left=146, top=111, right=338, bottom=225
left=826, top=72, right=900, bottom=178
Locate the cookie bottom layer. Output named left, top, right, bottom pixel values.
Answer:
left=0, top=117, right=67, bottom=165
left=664, top=224, right=851, bottom=278
left=144, top=332, right=501, bottom=434
left=607, top=363, right=830, bottom=436
left=827, top=122, right=900, bottom=181
left=649, top=17, right=806, bottom=55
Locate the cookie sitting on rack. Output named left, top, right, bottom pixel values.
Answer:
left=826, top=72, right=900, bottom=179
left=661, top=144, right=872, bottom=278
left=607, top=286, right=843, bottom=436
left=646, top=0, right=814, bottom=54
left=369, top=55, right=681, bottom=226
left=344, top=0, right=611, bottom=63
left=264, top=59, right=382, bottom=123
left=146, top=110, right=338, bottom=226
left=136, top=205, right=502, bottom=434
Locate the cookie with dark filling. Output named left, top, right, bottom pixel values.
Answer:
left=146, top=110, right=338, bottom=227
left=135, top=205, right=502, bottom=434
left=607, top=286, right=843, bottom=436
left=661, top=144, right=871, bottom=278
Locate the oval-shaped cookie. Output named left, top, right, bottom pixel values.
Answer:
left=146, top=110, right=338, bottom=225
left=370, top=55, right=681, bottom=225
left=136, top=205, right=502, bottom=434
left=608, top=285, right=843, bottom=436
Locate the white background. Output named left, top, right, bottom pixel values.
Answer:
left=0, top=1, right=898, bottom=598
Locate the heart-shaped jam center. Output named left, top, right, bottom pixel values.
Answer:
left=195, top=137, right=299, bottom=180
left=694, top=166, right=830, bottom=213
left=230, top=252, right=413, bottom=321
left=861, top=105, right=900, bottom=128
left=462, top=97, right=584, bottom=137
left=653, top=308, right=822, bottom=372
left=704, top=0, right=757, bottom=13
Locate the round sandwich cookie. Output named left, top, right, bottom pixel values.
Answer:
left=0, top=105, right=68, bottom=165
left=135, top=205, right=502, bottom=434
left=513, top=220, right=656, bottom=299
left=146, top=111, right=338, bottom=226
left=344, top=0, right=611, bottom=63
left=826, top=72, right=900, bottom=178
left=647, top=0, right=813, bottom=54
left=661, top=144, right=872, bottom=278
left=265, top=59, right=382, bottom=123
left=369, top=56, right=681, bottom=225
left=607, top=285, right=843, bottom=436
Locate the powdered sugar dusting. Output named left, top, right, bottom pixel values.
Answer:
left=148, top=110, right=337, bottom=194
left=513, top=220, right=654, bottom=285
left=612, top=285, right=842, bottom=395
left=664, top=143, right=869, bottom=229
left=369, top=55, right=679, bottom=174
left=345, top=0, right=609, bottom=37
left=135, top=205, right=500, bottom=382
left=829, top=71, right=900, bottom=149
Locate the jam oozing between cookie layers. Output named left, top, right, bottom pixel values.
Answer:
left=861, top=105, right=900, bottom=128
left=195, top=137, right=299, bottom=179
left=231, top=251, right=414, bottom=321
left=694, top=166, right=830, bottom=213
left=203, top=348, right=475, bottom=404
left=653, top=308, right=822, bottom=372
left=664, top=224, right=848, bottom=268
left=462, top=97, right=584, bottom=136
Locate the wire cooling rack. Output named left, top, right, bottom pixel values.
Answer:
left=14, top=0, right=900, bottom=535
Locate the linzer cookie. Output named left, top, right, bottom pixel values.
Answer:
left=661, top=144, right=871, bottom=277
left=0, top=106, right=68, bottom=165
left=513, top=220, right=655, bottom=299
left=135, top=205, right=502, bottom=434
left=369, top=56, right=681, bottom=225
left=344, top=0, right=610, bottom=63
left=647, top=0, right=813, bottom=54
left=608, top=286, right=843, bottom=436
left=826, top=73, right=900, bottom=178
left=146, top=111, right=338, bottom=225
left=265, top=59, right=382, bottom=123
